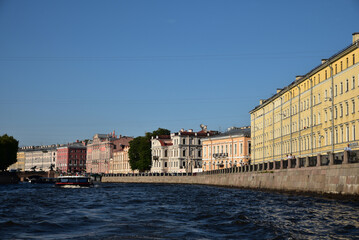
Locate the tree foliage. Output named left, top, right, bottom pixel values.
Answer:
left=0, top=134, right=19, bottom=171
left=128, top=128, right=170, bottom=172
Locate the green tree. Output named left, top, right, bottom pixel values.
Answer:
left=0, top=134, right=19, bottom=171
left=128, top=128, right=170, bottom=172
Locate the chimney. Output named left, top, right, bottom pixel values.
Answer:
left=353, top=32, right=359, bottom=44
left=180, top=128, right=184, bottom=132
left=188, top=129, right=193, bottom=132
left=259, top=99, right=265, bottom=105
left=276, top=88, right=282, bottom=93
left=321, top=59, right=327, bottom=64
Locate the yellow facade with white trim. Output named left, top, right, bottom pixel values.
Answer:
left=250, top=33, right=359, bottom=164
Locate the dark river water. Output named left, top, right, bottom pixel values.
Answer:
left=0, top=183, right=359, bottom=240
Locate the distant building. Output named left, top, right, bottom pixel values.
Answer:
left=110, top=145, right=137, bottom=174
left=86, top=132, right=133, bottom=174
left=201, top=126, right=251, bottom=171
left=22, top=145, right=57, bottom=171
left=151, top=126, right=218, bottom=173
left=56, top=144, right=87, bottom=173
left=7, top=151, right=25, bottom=171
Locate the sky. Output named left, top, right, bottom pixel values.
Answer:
left=0, top=0, right=359, bottom=146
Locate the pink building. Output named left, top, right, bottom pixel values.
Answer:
left=86, top=132, right=133, bottom=174
left=56, top=144, right=87, bottom=173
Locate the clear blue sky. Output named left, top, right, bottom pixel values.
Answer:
left=1, top=0, right=358, bottom=146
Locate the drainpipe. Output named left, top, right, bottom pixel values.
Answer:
left=263, top=108, right=265, bottom=164
left=280, top=96, right=283, bottom=161
left=329, top=64, right=335, bottom=156
left=290, top=91, right=293, bottom=155
left=309, top=78, right=314, bottom=158
left=272, top=102, right=275, bottom=162
left=297, top=86, right=301, bottom=157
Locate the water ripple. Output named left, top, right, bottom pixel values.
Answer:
left=0, top=183, right=358, bottom=239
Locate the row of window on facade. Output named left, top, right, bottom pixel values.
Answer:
left=203, top=143, right=247, bottom=157
left=255, top=75, right=358, bottom=122
left=254, top=123, right=357, bottom=157
left=173, top=138, right=201, bottom=145
left=153, top=149, right=202, bottom=158
left=153, top=160, right=201, bottom=168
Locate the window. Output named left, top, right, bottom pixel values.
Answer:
left=183, top=139, right=186, bottom=145
left=335, top=64, right=337, bottom=74
left=340, top=104, right=343, bottom=117
left=325, top=70, right=327, bottom=79
left=352, top=100, right=356, bottom=114
left=347, top=57, right=349, bottom=68
left=346, top=79, right=349, bottom=92
left=234, top=144, right=237, bottom=155
left=318, top=74, right=321, bottom=82
left=318, top=113, right=321, bottom=124
left=353, top=54, right=356, bottom=65
left=340, top=82, right=343, bottom=94
left=346, top=102, right=349, bottom=116
left=325, top=89, right=328, bottom=100
left=313, top=96, right=316, bottom=105
left=341, top=61, right=343, bottom=71
left=240, top=143, right=243, bottom=155
left=334, top=106, right=338, bottom=119
left=318, top=94, right=321, bottom=103
left=325, top=110, right=328, bottom=122
left=341, top=127, right=344, bottom=143
left=353, top=124, right=356, bottom=141
left=346, top=125, right=350, bottom=142
left=335, top=85, right=337, bottom=96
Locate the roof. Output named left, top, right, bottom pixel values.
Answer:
left=205, top=127, right=251, bottom=140
left=250, top=39, right=359, bottom=113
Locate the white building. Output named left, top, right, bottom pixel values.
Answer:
left=23, top=145, right=57, bottom=171
left=151, top=127, right=218, bottom=173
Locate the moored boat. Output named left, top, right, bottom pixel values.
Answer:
left=55, top=175, right=93, bottom=187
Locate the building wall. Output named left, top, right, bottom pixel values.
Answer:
left=7, top=151, right=25, bottom=171
left=110, top=146, right=136, bottom=174
left=24, top=148, right=57, bottom=171
left=202, top=134, right=251, bottom=171
left=251, top=34, right=359, bottom=164
left=102, top=163, right=359, bottom=196
left=56, top=146, right=86, bottom=173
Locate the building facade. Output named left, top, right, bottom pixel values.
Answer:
left=151, top=126, right=218, bottom=173
left=56, top=144, right=87, bottom=173
left=250, top=33, right=359, bottom=165
left=110, top=146, right=138, bottom=174
left=202, top=126, right=251, bottom=171
left=23, top=145, right=57, bottom=171
left=7, top=151, right=26, bottom=171
left=86, top=132, right=133, bottom=174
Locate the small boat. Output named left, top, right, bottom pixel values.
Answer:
left=29, top=176, right=57, bottom=184
left=55, top=175, right=93, bottom=187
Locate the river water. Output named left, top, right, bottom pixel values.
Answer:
left=0, top=183, right=358, bottom=240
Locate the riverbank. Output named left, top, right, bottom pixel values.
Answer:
left=0, top=172, right=19, bottom=184
left=102, top=162, right=359, bottom=198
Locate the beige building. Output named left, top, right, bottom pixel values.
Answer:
left=250, top=33, right=359, bottom=166
left=202, top=126, right=251, bottom=171
left=110, top=146, right=138, bottom=174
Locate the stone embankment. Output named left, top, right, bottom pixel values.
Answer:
left=0, top=172, right=19, bottom=184
left=102, top=162, right=359, bottom=197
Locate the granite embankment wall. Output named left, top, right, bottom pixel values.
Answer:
left=102, top=163, right=359, bottom=196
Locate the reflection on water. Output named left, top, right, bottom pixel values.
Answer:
left=0, top=183, right=358, bottom=239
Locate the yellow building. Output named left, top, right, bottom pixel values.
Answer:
left=250, top=33, right=359, bottom=167
left=7, top=151, right=25, bottom=171
left=202, top=126, right=251, bottom=171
